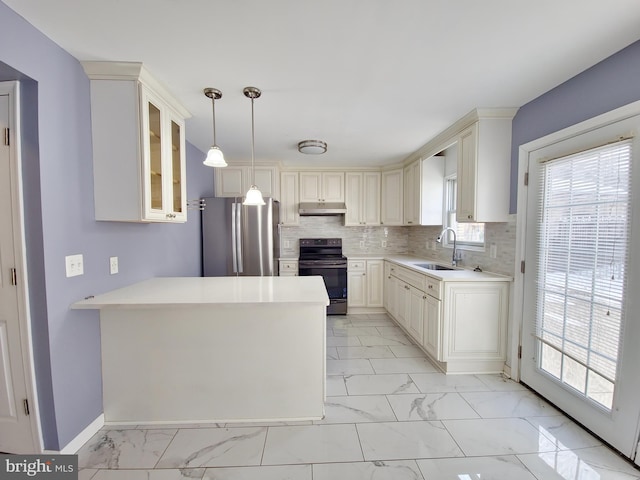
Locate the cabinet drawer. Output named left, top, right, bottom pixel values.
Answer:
left=425, top=277, right=441, bottom=299
left=348, top=260, right=366, bottom=271
left=280, top=261, right=298, bottom=273
left=391, top=265, right=426, bottom=291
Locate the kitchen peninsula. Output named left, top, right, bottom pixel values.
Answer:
left=72, top=276, right=329, bottom=425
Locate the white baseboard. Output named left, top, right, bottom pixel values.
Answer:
left=60, top=414, right=104, bottom=454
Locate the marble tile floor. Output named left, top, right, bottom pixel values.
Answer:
left=77, top=313, right=640, bottom=480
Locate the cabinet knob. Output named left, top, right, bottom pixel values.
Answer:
left=467, top=215, right=473, bottom=219
left=407, top=221, right=413, bottom=224
left=362, top=273, right=366, bottom=276
left=423, top=295, right=427, bottom=300
left=404, top=285, right=410, bottom=290
left=428, top=285, right=433, bottom=289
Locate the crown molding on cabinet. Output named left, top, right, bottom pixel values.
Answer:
left=403, top=107, right=519, bottom=166
left=81, top=61, right=191, bottom=119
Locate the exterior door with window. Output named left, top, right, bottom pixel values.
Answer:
left=520, top=113, right=640, bottom=459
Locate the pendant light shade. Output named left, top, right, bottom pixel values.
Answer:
left=204, top=145, right=226, bottom=167
left=242, top=86, right=265, bottom=206
left=244, top=185, right=265, bottom=205
left=203, top=88, right=227, bottom=168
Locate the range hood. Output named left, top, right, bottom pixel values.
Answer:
left=298, top=202, right=347, bottom=216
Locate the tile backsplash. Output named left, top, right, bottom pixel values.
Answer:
left=280, top=214, right=517, bottom=277
left=280, top=216, right=409, bottom=257
left=407, top=215, right=517, bottom=277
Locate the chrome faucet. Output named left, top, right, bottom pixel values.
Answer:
left=436, top=227, right=459, bottom=267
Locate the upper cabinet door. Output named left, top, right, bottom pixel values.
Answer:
left=142, top=93, right=165, bottom=219
left=322, top=172, right=345, bottom=202
left=455, top=115, right=513, bottom=223
left=141, top=87, right=187, bottom=222
left=299, top=172, right=323, bottom=202
left=299, top=172, right=344, bottom=202
left=362, top=172, right=381, bottom=226
left=280, top=171, right=299, bottom=226
left=344, top=173, right=363, bottom=226
left=456, top=124, right=478, bottom=222
left=381, top=169, right=403, bottom=226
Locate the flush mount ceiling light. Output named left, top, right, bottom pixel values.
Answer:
left=203, top=87, right=227, bottom=168
left=298, top=139, right=327, bottom=155
left=242, top=86, right=265, bottom=206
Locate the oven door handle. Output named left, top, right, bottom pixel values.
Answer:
left=298, top=264, right=347, bottom=269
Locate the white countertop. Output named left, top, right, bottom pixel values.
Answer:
left=384, top=255, right=513, bottom=282
left=72, top=276, right=330, bottom=310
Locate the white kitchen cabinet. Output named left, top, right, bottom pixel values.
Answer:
left=403, top=160, right=421, bottom=226
left=420, top=154, right=445, bottom=225
left=279, top=259, right=298, bottom=276
left=441, top=282, right=509, bottom=367
left=347, top=264, right=366, bottom=308
left=384, top=263, right=399, bottom=319
left=456, top=116, right=513, bottom=223
left=345, top=172, right=381, bottom=226
left=381, top=168, right=403, bottom=226
left=423, top=293, right=442, bottom=359
left=407, top=285, right=425, bottom=343
left=395, top=281, right=410, bottom=330
left=215, top=165, right=279, bottom=200
left=279, top=171, right=299, bottom=225
left=348, top=259, right=384, bottom=309
left=299, top=172, right=344, bottom=202
left=385, top=260, right=509, bottom=373
left=83, top=61, right=189, bottom=223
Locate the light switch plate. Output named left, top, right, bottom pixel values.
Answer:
left=65, top=254, right=84, bottom=277
left=110, top=256, right=119, bottom=275
left=490, top=244, right=498, bottom=258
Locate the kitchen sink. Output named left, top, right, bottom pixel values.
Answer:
left=414, top=263, right=455, bottom=271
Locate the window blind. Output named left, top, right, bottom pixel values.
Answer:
left=535, top=139, right=632, bottom=409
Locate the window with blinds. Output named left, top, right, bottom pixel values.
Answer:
left=535, top=139, right=632, bottom=410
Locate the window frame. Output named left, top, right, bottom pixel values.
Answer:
left=443, top=174, right=486, bottom=251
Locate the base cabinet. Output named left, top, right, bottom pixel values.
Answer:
left=279, top=259, right=298, bottom=277
left=423, top=294, right=441, bottom=359
left=348, top=259, right=384, bottom=309
left=385, top=261, right=509, bottom=374
left=441, top=282, right=508, bottom=365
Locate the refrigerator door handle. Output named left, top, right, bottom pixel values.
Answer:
left=236, top=202, right=243, bottom=273
left=231, top=202, right=238, bottom=273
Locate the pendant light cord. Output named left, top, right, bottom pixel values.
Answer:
left=212, top=97, right=217, bottom=146
left=251, top=96, right=256, bottom=185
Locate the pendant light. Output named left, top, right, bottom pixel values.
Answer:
left=242, top=86, right=265, bottom=206
left=203, top=87, right=227, bottom=167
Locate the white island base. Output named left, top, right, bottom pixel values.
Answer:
left=73, top=277, right=329, bottom=425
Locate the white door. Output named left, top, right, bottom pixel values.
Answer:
left=0, top=83, right=39, bottom=453
left=519, top=111, right=640, bottom=460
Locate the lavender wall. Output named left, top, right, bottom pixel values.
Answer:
left=0, top=1, right=213, bottom=450
left=510, top=40, right=640, bottom=212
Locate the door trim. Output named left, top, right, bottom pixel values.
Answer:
left=513, top=98, right=640, bottom=460
left=1, top=81, right=43, bottom=453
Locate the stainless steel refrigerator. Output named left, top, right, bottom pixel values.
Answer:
left=201, top=197, right=280, bottom=276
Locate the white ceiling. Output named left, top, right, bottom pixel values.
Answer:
left=5, top=0, right=640, bottom=168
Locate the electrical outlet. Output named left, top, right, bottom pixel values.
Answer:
left=359, top=240, right=365, bottom=248
left=490, top=243, right=498, bottom=259
left=110, top=256, right=119, bottom=275
left=382, top=240, right=387, bottom=248
left=65, top=254, right=84, bottom=277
